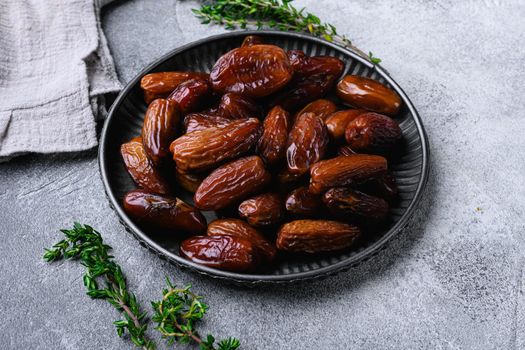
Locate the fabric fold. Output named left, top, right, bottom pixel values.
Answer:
left=0, top=0, right=121, bottom=160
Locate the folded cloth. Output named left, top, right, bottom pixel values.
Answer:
left=0, top=0, right=122, bottom=160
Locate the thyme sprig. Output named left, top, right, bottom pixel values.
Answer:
left=192, top=0, right=381, bottom=64
left=44, top=223, right=241, bottom=349
left=152, top=278, right=240, bottom=350
left=44, top=223, right=155, bottom=350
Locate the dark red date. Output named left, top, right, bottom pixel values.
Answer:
left=142, top=99, right=179, bottom=167
left=238, top=193, right=283, bottom=226
left=323, top=187, right=389, bottom=220
left=167, top=78, right=210, bottom=115
left=121, top=137, right=171, bottom=194
left=123, top=189, right=206, bottom=233
left=194, top=156, right=271, bottom=210
left=207, top=218, right=276, bottom=262
left=345, top=112, right=402, bottom=152
left=286, top=113, right=329, bottom=175
left=210, top=45, right=293, bottom=98
left=180, top=235, right=259, bottom=272
left=257, top=106, right=290, bottom=165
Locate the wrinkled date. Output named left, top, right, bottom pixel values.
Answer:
left=180, top=235, right=259, bottom=272
left=286, top=113, right=329, bottom=175
left=238, top=193, right=283, bottom=226
left=121, top=137, right=171, bottom=194
left=207, top=218, right=276, bottom=262
left=170, top=118, right=261, bottom=172
left=357, top=172, right=399, bottom=202
left=210, top=45, right=293, bottom=98
left=123, top=189, right=206, bottom=233
left=323, top=187, right=389, bottom=221
left=295, top=99, right=337, bottom=121
left=194, top=156, right=271, bottom=210
left=336, top=75, right=402, bottom=115
left=325, top=109, right=366, bottom=141
left=345, top=112, right=402, bottom=152
left=140, top=71, right=209, bottom=103
left=288, top=50, right=344, bottom=77
left=142, top=99, right=179, bottom=167
left=175, top=168, right=205, bottom=193
left=309, top=154, right=387, bottom=194
left=276, top=220, right=361, bottom=253
left=167, top=78, right=210, bottom=115
left=183, top=113, right=232, bottom=133
left=269, top=51, right=344, bottom=111
left=257, top=106, right=290, bottom=165
left=217, top=93, right=262, bottom=120
left=285, top=186, right=322, bottom=217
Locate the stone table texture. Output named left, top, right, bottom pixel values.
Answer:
left=1, top=0, right=524, bottom=349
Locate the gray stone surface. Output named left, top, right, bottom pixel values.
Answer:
left=1, top=0, right=525, bottom=349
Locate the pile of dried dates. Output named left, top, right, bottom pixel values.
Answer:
left=121, top=35, right=404, bottom=273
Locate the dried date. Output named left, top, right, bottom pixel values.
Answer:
left=140, top=71, right=209, bottom=103
left=167, top=78, right=210, bottom=115
left=123, top=189, right=206, bottom=233
left=323, top=187, right=389, bottom=221
left=121, top=137, right=171, bottom=194
left=257, top=106, right=290, bottom=165
left=238, top=193, right=283, bottom=226
left=345, top=112, right=402, bottom=152
left=336, top=75, right=402, bottom=115
left=210, top=45, right=293, bottom=98
left=180, top=235, right=259, bottom=272
left=142, top=99, right=179, bottom=167
left=194, top=156, right=271, bottom=210
left=207, top=218, right=276, bottom=262
left=170, top=118, right=261, bottom=172
left=309, top=154, right=387, bottom=194
left=286, top=113, right=329, bottom=175
left=276, top=220, right=360, bottom=253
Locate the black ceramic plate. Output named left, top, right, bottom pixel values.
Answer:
left=99, top=30, right=429, bottom=285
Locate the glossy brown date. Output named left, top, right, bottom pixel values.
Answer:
left=309, top=154, right=387, bottom=194
left=180, top=235, right=259, bottom=272
left=276, top=220, right=361, bottom=253
left=120, top=137, right=171, bottom=194
left=241, top=35, right=264, bottom=47
left=140, top=72, right=209, bottom=103
left=123, top=189, right=206, bottom=233
left=336, top=75, right=402, bottom=115
left=183, top=113, right=232, bottom=133
left=286, top=113, right=329, bottom=175
left=257, top=106, right=290, bottom=165
left=269, top=75, right=338, bottom=112
left=170, top=118, right=261, bottom=172
left=323, top=187, right=389, bottom=220
left=175, top=168, right=205, bottom=193
left=207, top=218, right=276, bottom=262
left=142, top=99, right=179, bottom=167
left=238, top=193, right=283, bottom=226
left=210, top=44, right=293, bottom=98
left=288, top=50, right=344, bottom=77
left=345, top=112, right=402, bottom=152
left=194, top=156, right=271, bottom=210
left=357, top=172, right=399, bottom=202
left=285, top=186, right=322, bottom=217
left=217, top=93, right=262, bottom=120
left=295, top=99, right=337, bottom=121
left=325, top=109, right=366, bottom=141
left=269, top=51, right=343, bottom=111
left=167, top=78, right=210, bottom=115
